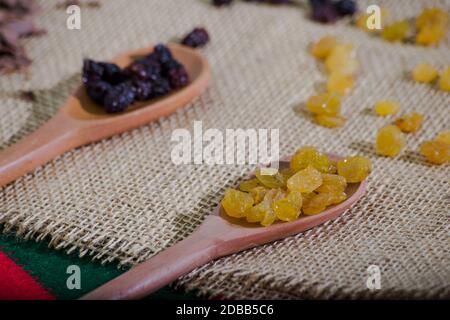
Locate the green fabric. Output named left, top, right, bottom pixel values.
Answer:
left=0, top=230, right=198, bottom=300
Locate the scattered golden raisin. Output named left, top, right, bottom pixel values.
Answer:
left=394, top=112, right=423, bottom=133
left=325, top=44, right=359, bottom=76
left=327, top=72, right=354, bottom=96
left=374, top=100, right=400, bottom=116
left=306, top=93, right=341, bottom=116
left=382, top=20, right=410, bottom=42
left=439, top=67, right=450, bottom=92
left=376, top=125, right=405, bottom=157
left=420, top=140, right=450, bottom=165
left=436, top=131, right=450, bottom=145
left=311, top=36, right=337, bottom=59
left=412, top=63, right=438, bottom=83
left=315, top=114, right=346, bottom=128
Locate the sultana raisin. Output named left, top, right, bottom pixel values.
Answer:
left=290, top=146, right=330, bottom=173
left=376, top=125, right=405, bottom=157
left=337, top=156, right=372, bottom=183
left=221, top=188, right=254, bottom=218
left=287, top=166, right=323, bottom=193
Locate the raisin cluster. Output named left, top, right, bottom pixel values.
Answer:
left=83, top=44, right=189, bottom=113
left=221, top=147, right=372, bottom=226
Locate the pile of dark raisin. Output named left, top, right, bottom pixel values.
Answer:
left=212, top=0, right=357, bottom=24
left=83, top=44, right=189, bottom=113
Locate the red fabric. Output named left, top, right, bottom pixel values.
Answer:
left=0, top=251, right=54, bottom=300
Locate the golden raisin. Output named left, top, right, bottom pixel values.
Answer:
left=287, top=191, right=303, bottom=209
left=255, top=168, right=286, bottom=189
left=394, top=112, right=423, bottom=133
left=436, top=131, right=450, bottom=145
left=272, top=198, right=300, bottom=222
left=415, top=8, right=449, bottom=46
left=325, top=44, right=358, bottom=75
left=416, top=8, right=449, bottom=29
left=327, top=72, right=355, bottom=96
left=287, top=166, right=323, bottom=193
left=306, top=93, right=341, bottom=116
left=416, top=25, right=446, bottom=46
left=221, top=188, right=254, bottom=218
left=376, top=125, right=405, bottom=157
left=249, top=186, right=268, bottom=204
left=290, top=146, right=330, bottom=173
left=337, top=156, right=372, bottom=183
left=420, top=140, right=450, bottom=165
left=439, top=67, right=450, bottom=92
left=311, top=36, right=337, bottom=59
left=412, top=63, right=438, bottom=83
left=374, top=100, right=400, bottom=116
left=302, top=192, right=345, bottom=216
left=381, top=20, right=410, bottom=42
left=239, top=178, right=260, bottom=192
left=315, top=114, right=346, bottom=128
left=316, top=174, right=347, bottom=193
left=246, top=201, right=270, bottom=223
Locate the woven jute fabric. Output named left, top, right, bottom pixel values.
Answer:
left=1, top=0, right=449, bottom=299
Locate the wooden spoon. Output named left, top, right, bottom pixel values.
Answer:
left=81, top=155, right=367, bottom=300
left=0, top=43, right=210, bottom=188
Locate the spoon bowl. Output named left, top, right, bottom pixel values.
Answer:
left=81, top=154, right=367, bottom=300
left=0, top=43, right=210, bottom=187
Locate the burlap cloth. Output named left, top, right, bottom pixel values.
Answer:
left=0, top=0, right=449, bottom=299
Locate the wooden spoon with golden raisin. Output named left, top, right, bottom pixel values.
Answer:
left=81, top=153, right=368, bottom=300
left=0, top=43, right=210, bottom=188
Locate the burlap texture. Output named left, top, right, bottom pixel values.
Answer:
left=0, top=0, right=449, bottom=299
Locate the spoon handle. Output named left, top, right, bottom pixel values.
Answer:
left=0, top=111, right=81, bottom=188
left=80, top=227, right=219, bottom=300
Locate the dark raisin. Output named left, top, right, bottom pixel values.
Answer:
left=309, top=0, right=338, bottom=23
left=82, top=59, right=104, bottom=84
left=143, top=59, right=162, bottom=81
left=131, top=80, right=153, bottom=101
left=102, top=62, right=123, bottom=84
left=181, top=28, right=210, bottom=48
left=150, top=77, right=171, bottom=98
left=149, top=44, right=173, bottom=64
left=212, top=0, right=233, bottom=6
left=123, top=61, right=150, bottom=81
left=83, top=59, right=123, bottom=84
left=163, top=60, right=189, bottom=89
left=267, top=0, right=291, bottom=4
left=86, top=81, right=112, bottom=105
left=103, top=82, right=135, bottom=113
left=335, top=0, right=357, bottom=16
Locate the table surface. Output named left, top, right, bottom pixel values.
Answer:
left=0, top=229, right=199, bottom=300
